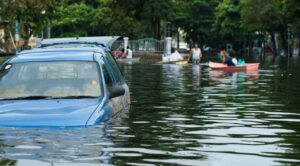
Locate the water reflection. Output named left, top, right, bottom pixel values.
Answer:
left=0, top=109, right=130, bottom=165
left=208, top=70, right=259, bottom=87
left=0, top=126, right=111, bottom=165
left=192, top=64, right=201, bottom=90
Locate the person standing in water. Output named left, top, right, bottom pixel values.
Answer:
left=126, top=46, right=133, bottom=59
left=190, top=43, right=202, bottom=64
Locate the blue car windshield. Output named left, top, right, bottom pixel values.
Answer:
left=0, top=61, right=102, bottom=99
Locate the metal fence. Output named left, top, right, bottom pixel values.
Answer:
left=112, top=38, right=165, bottom=53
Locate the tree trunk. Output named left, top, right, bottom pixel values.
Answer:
left=157, top=18, right=161, bottom=40
left=46, top=19, right=51, bottom=39
left=271, top=32, right=277, bottom=57
left=291, top=37, right=295, bottom=57
left=262, top=37, right=266, bottom=57
left=279, top=27, right=288, bottom=58
left=177, top=28, right=179, bottom=49
left=248, top=40, right=253, bottom=56
left=298, top=34, right=300, bottom=56
left=150, top=17, right=161, bottom=40
left=150, top=19, right=155, bottom=39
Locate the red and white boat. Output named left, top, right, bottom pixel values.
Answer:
left=209, top=61, right=259, bottom=72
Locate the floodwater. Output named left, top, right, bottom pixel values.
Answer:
left=0, top=55, right=300, bottom=166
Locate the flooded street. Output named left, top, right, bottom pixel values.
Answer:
left=0, top=56, right=300, bottom=165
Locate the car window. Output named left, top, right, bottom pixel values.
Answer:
left=101, top=62, right=113, bottom=87
left=0, top=61, right=102, bottom=99
left=103, top=51, right=124, bottom=84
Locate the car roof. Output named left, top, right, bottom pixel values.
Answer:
left=39, top=36, right=121, bottom=49
left=9, top=47, right=105, bottom=63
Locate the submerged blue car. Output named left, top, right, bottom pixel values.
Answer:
left=0, top=47, right=130, bottom=127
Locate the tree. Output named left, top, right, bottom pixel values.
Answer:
left=214, top=0, right=244, bottom=43
left=114, top=0, right=172, bottom=39
left=0, top=0, right=56, bottom=41
left=51, top=0, right=141, bottom=38
left=240, top=0, right=281, bottom=56
left=240, top=0, right=299, bottom=57
left=285, top=0, right=300, bottom=56
left=172, top=0, right=220, bottom=45
left=52, top=1, right=93, bottom=37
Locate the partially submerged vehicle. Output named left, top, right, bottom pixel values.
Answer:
left=0, top=47, right=130, bottom=127
left=38, top=36, right=121, bottom=50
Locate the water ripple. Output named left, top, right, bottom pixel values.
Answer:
left=0, top=61, right=300, bottom=165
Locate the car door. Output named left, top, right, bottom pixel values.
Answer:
left=105, top=51, right=130, bottom=106
left=101, top=53, right=129, bottom=115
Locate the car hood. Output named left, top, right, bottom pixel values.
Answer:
left=0, top=99, right=101, bottom=127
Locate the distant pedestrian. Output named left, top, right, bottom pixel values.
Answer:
left=190, top=43, right=202, bottom=64
left=126, top=46, right=133, bottom=59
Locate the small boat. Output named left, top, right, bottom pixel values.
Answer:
left=209, top=61, right=259, bottom=72
left=116, top=57, right=140, bottom=63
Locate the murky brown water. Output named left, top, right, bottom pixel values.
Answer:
left=0, top=55, right=300, bottom=166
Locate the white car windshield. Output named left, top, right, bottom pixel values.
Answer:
left=0, top=61, right=102, bottom=99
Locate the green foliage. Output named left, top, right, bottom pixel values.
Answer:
left=214, top=0, right=244, bottom=41
left=51, top=0, right=146, bottom=38
left=171, top=0, right=220, bottom=43
left=113, top=0, right=173, bottom=39
left=0, top=158, right=16, bottom=165
left=240, top=0, right=300, bottom=56
left=284, top=0, right=300, bottom=33
left=0, top=0, right=56, bottom=39
left=52, top=1, right=93, bottom=37
left=1, top=0, right=300, bottom=49
left=240, top=0, right=282, bottom=32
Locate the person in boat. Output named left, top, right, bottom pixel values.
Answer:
left=219, top=50, right=226, bottom=63
left=222, top=49, right=237, bottom=66
left=126, top=46, right=133, bottom=59
left=115, top=48, right=126, bottom=59
left=227, top=53, right=238, bottom=66
left=225, top=53, right=237, bottom=66
left=189, top=43, right=202, bottom=64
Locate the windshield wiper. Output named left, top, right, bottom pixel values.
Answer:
left=53, top=95, right=100, bottom=99
left=0, top=95, right=100, bottom=100
left=0, top=96, right=53, bottom=100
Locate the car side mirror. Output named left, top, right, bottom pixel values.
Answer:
left=109, top=85, right=125, bottom=99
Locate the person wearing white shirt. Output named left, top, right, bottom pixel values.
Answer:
left=126, top=46, right=133, bottom=59
left=223, top=49, right=238, bottom=66
left=190, top=43, right=202, bottom=64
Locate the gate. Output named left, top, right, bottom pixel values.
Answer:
left=112, top=38, right=165, bottom=53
